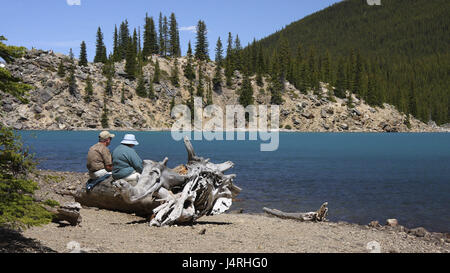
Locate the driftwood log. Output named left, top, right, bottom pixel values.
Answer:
left=263, top=202, right=328, bottom=222
left=73, top=137, right=241, bottom=226
left=44, top=202, right=82, bottom=226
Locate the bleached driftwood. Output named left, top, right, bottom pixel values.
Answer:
left=44, top=202, right=82, bottom=226
left=74, top=137, right=241, bottom=227
left=263, top=202, right=328, bottom=222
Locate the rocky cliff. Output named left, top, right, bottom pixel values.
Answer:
left=1, top=48, right=445, bottom=132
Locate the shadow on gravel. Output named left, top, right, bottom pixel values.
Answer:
left=0, top=227, right=56, bottom=253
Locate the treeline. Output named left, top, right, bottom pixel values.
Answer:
left=239, top=0, right=450, bottom=124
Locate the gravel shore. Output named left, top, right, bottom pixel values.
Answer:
left=4, top=170, right=449, bottom=253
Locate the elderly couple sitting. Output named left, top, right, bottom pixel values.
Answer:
left=86, top=131, right=143, bottom=188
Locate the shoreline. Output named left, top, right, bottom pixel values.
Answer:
left=7, top=169, right=446, bottom=253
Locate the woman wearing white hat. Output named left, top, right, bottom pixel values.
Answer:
left=111, top=134, right=143, bottom=184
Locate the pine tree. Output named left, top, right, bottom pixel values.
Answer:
left=121, top=85, right=126, bottom=104
left=158, top=12, right=165, bottom=56
left=169, top=13, right=181, bottom=57
left=353, top=50, right=363, bottom=95
left=239, top=74, right=254, bottom=107
left=162, top=16, right=169, bottom=57
left=184, top=41, right=196, bottom=81
left=255, top=45, right=264, bottom=87
left=196, top=64, right=204, bottom=98
left=233, top=35, right=242, bottom=72
left=94, top=27, right=107, bottom=63
left=225, top=32, right=234, bottom=87
left=170, top=57, right=180, bottom=87
left=335, top=58, right=346, bottom=98
left=105, top=72, right=113, bottom=97
left=57, top=59, right=65, bottom=77
left=143, top=14, right=158, bottom=59
left=125, top=41, right=137, bottom=79
left=101, top=99, right=109, bottom=128
left=67, top=64, right=78, bottom=98
left=113, top=25, right=120, bottom=62
left=79, top=41, right=88, bottom=67
left=213, top=37, right=223, bottom=91
left=195, top=20, right=209, bottom=61
left=153, top=59, right=160, bottom=84
left=118, top=20, right=130, bottom=60
left=136, top=75, right=147, bottom=98
left=84, top=76, right=94, bottom=103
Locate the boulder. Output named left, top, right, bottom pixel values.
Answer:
left=301, top=112, right=314, bottom=119
left=408, top=227, right=428, bottom=238
left=340, top=123, right=349, bottom=130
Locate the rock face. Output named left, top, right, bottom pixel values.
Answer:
left=1, top=48, right=446, bottom=132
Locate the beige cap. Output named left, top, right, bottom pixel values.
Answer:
left=99, top=131, right=115, bottom=141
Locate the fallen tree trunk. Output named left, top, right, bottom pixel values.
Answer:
left=263, top=202, right=328, bottom=222
left=73, top=137, right=241, bottom=226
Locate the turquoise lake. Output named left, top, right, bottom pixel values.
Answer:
left=19, top=131, right=450, bottom=232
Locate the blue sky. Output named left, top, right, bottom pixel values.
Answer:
left=1, top=0, right=341, bottom=61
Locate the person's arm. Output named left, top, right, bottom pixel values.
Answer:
left=101, top=148, right=114, bottom=172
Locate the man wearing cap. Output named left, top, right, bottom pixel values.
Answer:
left=86, top=131, right=115, bottom=179
left=112, top=134, right=143, bottom=184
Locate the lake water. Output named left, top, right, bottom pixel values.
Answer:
left=18, top=131, right=450, bottom=232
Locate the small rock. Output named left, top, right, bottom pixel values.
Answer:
left=408, top=227, right=428, bottom=237
left=368, top=221, right=381, bottom=228
left=199, top=228, right=206, bottom=235
left=386, top=219, right=398, bottom=227
left=340, top=123, right=349, bottom=130
left=301, top=112, right=314, bottom=119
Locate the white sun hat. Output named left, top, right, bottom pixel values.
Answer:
left=121, top=134, right=139, bottom=146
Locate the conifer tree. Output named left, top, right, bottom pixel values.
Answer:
left=101, top=99, right=109, bottom=128
left=118, top=20, right=130, bottom=60
left=162, top=16, right=169, bottom=57
left=233, top=35, right=242, bottom=72
left=121, top=84, right=126, bottom=104
left=67, top=64, right=78, bottom=98
left=184, top=41, right=195, bottom=81
left=84, top=76, right=94, bottom=102
left=143, top=14, right=158, bottom=59
left=136, top=75, right=147, bottom=98
left=153, top=59, right=160, bottom=83
left=113, top=25, right=120, bottom=62
left=105, top=72, right=113, bottom=97
left=213, top=37, right=223, bottom=91
left=239, top=73, right=254, bottom=107
left=335, top=58, right=347, bottom=98
left=158, top=12, right=165, bottom=56
left=57, top=59, right=65, bottom=77
left=195, top=20, right=209, bottom=61
left=169, top=13, right=181, bottom=57
left=225, top=32, right=234, bottom=87
left=170, top=57, right=180, bottom=87
left=79, top=41, right=88, bottom=67
left=196, top=64, right=204, bottom=98
left=125, top=41, right=137, bottom=79
left=94, top=27, right=107, bottom=63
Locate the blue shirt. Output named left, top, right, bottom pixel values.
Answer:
left=112, top=144, right=143, bottom=180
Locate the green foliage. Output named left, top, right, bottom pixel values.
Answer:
left=238, top=74, right=254, bottom=107
left=57, top=59, right=65, bottom=77
left=170, top=58, right=180, bottom=87
left=135, top=75, right=147, bottom=98
left=153, top=59, right=160, bottom=84
left=101, top=99, right=109, bottom=128
left=0, top=126, right=53, bottom=229
left=84, top=76, right=94, bottom=102
left=94, top=27, right=107, bottom=63
left=142, top=13, right=159, bottom=59
left=169, top=13, right=181, bottom=57
left=79, top=41, right=88, bottom=67
left=195, top=20, right=209, bottom=61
